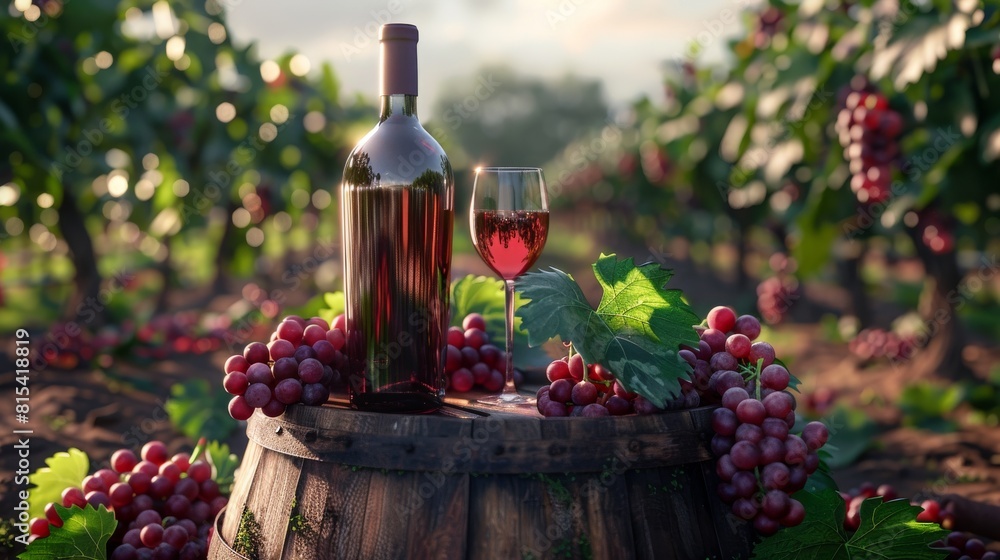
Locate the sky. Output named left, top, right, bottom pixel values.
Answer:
left=225, top=0, right=747, bottom=118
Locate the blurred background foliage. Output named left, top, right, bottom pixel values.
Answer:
left=1, top=0, right=998, bottom=379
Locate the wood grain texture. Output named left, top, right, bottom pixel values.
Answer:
left=211, top=402, right=754, bottom=560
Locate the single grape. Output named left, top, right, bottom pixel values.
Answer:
left=149, top=475, right=174, bottom=499
left=446, top=326, right=465, bottom=348
left=571, top=381, right=599, bottom=405
left=141, top=523, right=165, bottom=548
left=568, top=354, right=585, bottom=382
left=245, top=362, right=274, bottom=387
left=187, top=460, right=211, bottom=483
left=802, top=421, right=829, bottom=451
left=276, top=320, right=304, bottom=344
left=164, top=494, right=191, bottom=518
left=787, top=466, right=808, bottom=492
left=717, top=483, right=738, bottom=504
left=748, top=342, right=775, bottom=367
left=707, top=306, right=737, bottom=332
left=174, top=477, right=199, bottom=501
left=734, top=423, right=763, bottom=444
left=29, top=517, right=49, bottom=538
left=302, top=324, right=327, bottom=346
left=123, top=528, right=144, bottom=548
left=712, top=407, right=738, bottom=437
left=62, top=487, right=86, bottom=508
left=546, top=359, right=571, bottom=382
left=761, top=417, right=789, bottom=440
left=761, top=462, right=790, bottom=490
left=722, top=387, right=750, bottom=412
left=632, top=396, right=662, bottom=415
left=725, top=334, right=752, bottom=359
left=711, top=434, right=735, bottom=456
left=267, top=339, right=295, bottom=361
left=605, top=395, right=631, bottom=415
left=581, top=403, right=609, bottom=417
left=549, top=379, right=573, bottom=403
left=784, top=435, right=808, bottom=465
left=758, top=436, right=786, bottom=465
left=731, top=470, right=757, bottom=498
left=753, top=514, right=780, bottom=536
left=444, top=345, right=463, bottom=373
left=109, top=482, right=134, bottom=508
left=86, top=490, right=111, bottom=509
left=760, top=364, right=790, bottom=390
left=709, top=370, right=744, bottom=396
left=223, top=372, right=249, bottom=395
left=224, top=355, right=250, bottom=374
left=732, top=498, right=758, bottom=520
left=199, top=479, right=221, bottom=501
left=781, top=498, right=806, bottom=526
left=133, top=494, right=154, bottom=513
left=243, top=383, right=272, bottom=408
left=300, top=383, right=330, bottom=406
left=141, top=441, right=169, bottom=466
left=716, top=454, right=737, bottom=481
left=470, top=362, right=491, bottom=385
left=312, top=340, right=336, bottom=365
left=710, top=352, right=738, bottom=372
left=540, top=400, right=568, bottom=417
left=163, top=524, right=190, bottom=549
left=274, top=378, right=303, bottom=404
left=228, top=395, right=254, bottom=420
left=449, top=368, right=475, bottom=392
left=762, top=490, right=791, bottom=519
left=679, top=349, right=697, bottom=366
left=460, top=346, right=480, bottom=368
left=464, top=328, right=488, bottom=350
left=326, top=328, right=346, bottom=351
left=243, top=342, right=270, bottom=365
left=44, top=502, right=63, bottom=528
left=271, top=357, right=298, bottom=381
left=730, top=441, right=760, bottom=470
left=762, top=391, right=794, bottom=419
left=701, top=328, right=727, bottom=353
left=261, top=398, right=286, bottom=417
left=483, top=369, right=504, bottom=392
left=83, top=474, right=107, bottom=494
left=736, top=399, right=766, bottom=425
left=112, top=449, right=139, bottom=474
left=479, top=344, right=502, bottom=368
left=462, top=313, right=487, bottom=331
left=734, top=315, right=761, bottom=340
left=293, top=344, right=317, bottom=363
left=306, top=316, right=330, bottom=329
left=916, top=499, right=940, bottom=522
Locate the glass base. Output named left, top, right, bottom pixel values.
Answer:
left=476, top=392, right=536, bottom=407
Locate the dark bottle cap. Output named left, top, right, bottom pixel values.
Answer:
left=379, top=23, right=418, bottom=96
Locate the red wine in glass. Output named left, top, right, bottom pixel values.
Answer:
left=469, top=167, right=549, bottom=407
left=471, top=210, right=549, bottom=280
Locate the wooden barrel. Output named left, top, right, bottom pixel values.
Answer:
left=207, top=397, right=755, bottom=560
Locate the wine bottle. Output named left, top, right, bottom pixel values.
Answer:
left=339, top=23, right=454, bottom=413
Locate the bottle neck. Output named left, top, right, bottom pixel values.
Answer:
left=379, top=94, right=417, bottom=122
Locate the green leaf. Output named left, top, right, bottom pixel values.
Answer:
left=206, top=440, right=239, bottom=495
left=319, top=290, right=345, bottom=324
left=516, top=254, right=699, bottom=408
left=752, top=490, right=948, bottom=560
left=19, top=504, right=116, bottom=560
left=821, top=406, right=879, bottom=469
left=450, top=274, right=508, bottom=332
left=164, top=379, right=237, bottom=441
left=899, top=382, right=964, bottom=432
left=27, top=449, right=89, bottom=520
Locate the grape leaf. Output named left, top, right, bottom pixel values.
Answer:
left=165, top=379, right=237, bottom=441
left=206, top=440, right=239, bottom=495
left=27, top=449, right=89, bottom=520
left=752, top=490, right=948, bottom=560
left=516, top=254, right=699, bottom=408
left=19, top=504, right=116, bottom=560
left=319, top=290, right=346, bottom=323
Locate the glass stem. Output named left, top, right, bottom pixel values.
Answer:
left=502, top=279, right=517, bottom=397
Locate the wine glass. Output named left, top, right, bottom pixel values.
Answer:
left=469, top=167, right=549, bottom=406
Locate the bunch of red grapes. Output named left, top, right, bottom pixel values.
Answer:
left=847, top=327, right=915, bottom=361
left=835, top=81, right=903, bottom=204
left=223, top=315, right=346, bottom=421
left=690, top=306, right=828, bottom=535
left=445, top=313, right=522, bottom=393
left=840, top=483, right=997, bottom=559
left=535, top=352, right=698, bottom=417
left=756, top=276, right=799, bottom=325
left=28, top=441, right=226, bottom=560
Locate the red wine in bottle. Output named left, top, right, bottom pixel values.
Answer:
left=471, top=210, right=549, bottom=280
left=339, top=24, right=454, bottom=413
